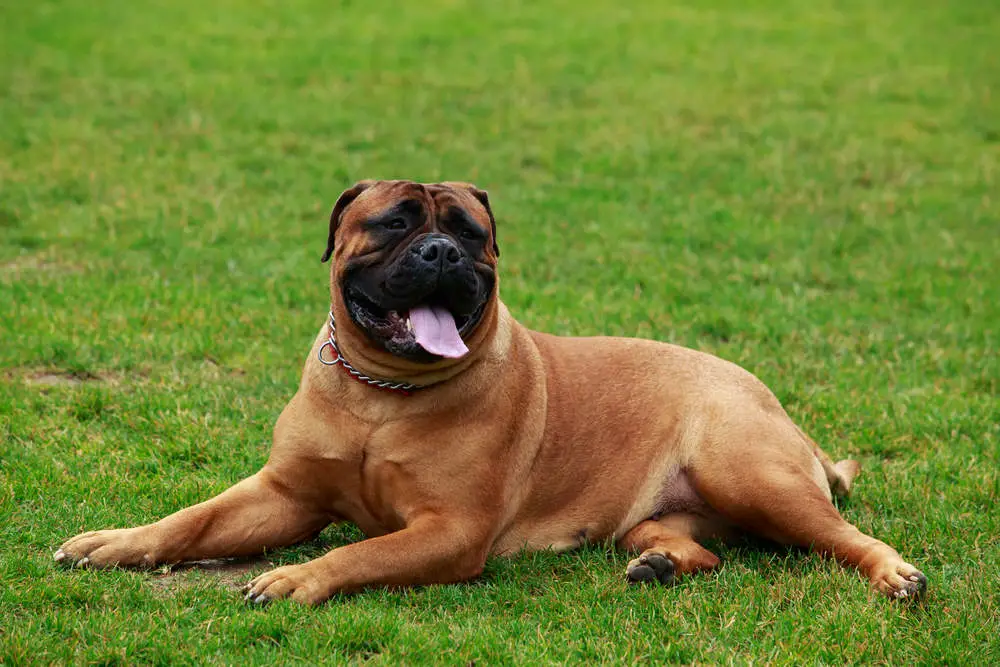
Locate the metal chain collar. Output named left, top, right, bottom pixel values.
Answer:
left=318, top=311, right=421, bottom=394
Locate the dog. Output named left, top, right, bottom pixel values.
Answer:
left=56, top=180, right=927, bottom=604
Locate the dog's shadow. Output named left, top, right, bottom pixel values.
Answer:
left=148, top=501, right=865, bottom=598
left=148, top=524, right=364, bottom=595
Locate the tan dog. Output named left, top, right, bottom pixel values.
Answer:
left=56, top=180, right=927, bottom=604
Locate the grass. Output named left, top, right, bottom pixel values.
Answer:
left=1, top=0, right=998, bottom=663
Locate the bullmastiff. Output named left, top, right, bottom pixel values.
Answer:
left=56, top=180, right=927, bottom=604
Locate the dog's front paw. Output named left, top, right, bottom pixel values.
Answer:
left=626, top=551, right=676, bottom=585
left=242, top=564, right=330, bottom=606
left=54, top=528, right=158, bottom=569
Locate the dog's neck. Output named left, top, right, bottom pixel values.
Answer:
left=319, top=311, right=421, bottom=395
left=325, top=299, right=504, bottom=391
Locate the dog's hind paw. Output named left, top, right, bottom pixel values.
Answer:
left=870, top=560, right=928, bottom=601
left=626, top=551, right=676, bottom=585
left=890, top=573, right=927, bottom=601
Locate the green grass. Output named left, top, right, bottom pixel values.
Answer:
left=2, top=0, right=998, bottom=663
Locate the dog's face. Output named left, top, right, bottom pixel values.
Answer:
left=323, top=180, right=499, bottom=363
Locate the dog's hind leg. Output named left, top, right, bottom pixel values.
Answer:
left=618, top=513, right=724, bottom=585
left=691, top=422, right=927, bottom=600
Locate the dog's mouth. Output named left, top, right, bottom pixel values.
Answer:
left=343, top=285, right=486, bottom=361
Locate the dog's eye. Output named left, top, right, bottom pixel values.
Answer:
left=459, top=228, right=478, bottom=240
left=382, top=218, right=408, bottom=231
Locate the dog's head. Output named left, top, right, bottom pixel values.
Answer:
left=323, top=180, right=499, bottom=367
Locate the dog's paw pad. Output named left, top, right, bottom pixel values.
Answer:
left=626, top=552, right=676, bottom=585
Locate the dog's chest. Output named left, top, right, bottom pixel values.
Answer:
left=354, top=453, right=412, bottom=533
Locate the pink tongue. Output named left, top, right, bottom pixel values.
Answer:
left=409, top=305, right=469, bottom=358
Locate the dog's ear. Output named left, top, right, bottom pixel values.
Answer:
left=444, top=182, right=499, bottom=257
left=321, top=180, right=375, bottom=263
left=472, top=187, right=500, bottom=258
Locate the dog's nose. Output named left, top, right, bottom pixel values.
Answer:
left=414, top=235, right=462, bottom=268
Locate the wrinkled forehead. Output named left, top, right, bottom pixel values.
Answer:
left=346, top=181, right=491, bottom=229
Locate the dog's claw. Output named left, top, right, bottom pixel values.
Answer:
left=74, top=557, right=90, bottom=569
left=243, top=587, right=270, bottom=605
left=53, top=549, right=66, bottom=562
left=887, top=568, right=926, bottom=602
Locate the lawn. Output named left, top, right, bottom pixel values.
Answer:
left=2, top=0, right=998, bottom=663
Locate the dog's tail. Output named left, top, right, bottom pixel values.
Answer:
left=826, top=458, right=861, bottom=498
left=797, top=426, right=861, bottom=499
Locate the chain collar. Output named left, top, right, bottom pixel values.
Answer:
left=318, top=311, right=420, bottom=395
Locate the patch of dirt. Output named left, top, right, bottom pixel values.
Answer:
left=22, top=369, right=123, bottom=386
left=147, top=557, right=274, bottom=597
left=0, top=255, right=83, bottom=276
left=200, top=356, right=247, bottom=379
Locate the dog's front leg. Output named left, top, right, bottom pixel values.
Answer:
left=242, top=514, right=490, bottom=605
left=55, top=470, right=330, bottom=568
